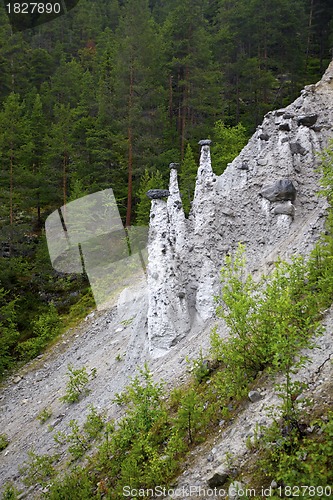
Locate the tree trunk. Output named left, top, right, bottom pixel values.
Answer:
left=10, top=145, right=13, bottom=227
left=126, top=63, right=134, bottom=228
left=180, top=66, right=189, bottom=161
left=63, top=151, right=68, bottom=223
left=305, top=0, right=314, bottom=76
left=168, top=74, right=173, bottom=123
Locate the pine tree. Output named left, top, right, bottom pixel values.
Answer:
left=112, top=0, right=166, bottom=226
left=211, top=121, right=248, bottom=175
left=135, top=168, right=164, bottom=225
left=0, top=93, right=31, bottom=244
left=179, top=144, right=198, bottom=216
left=27, top=93, right=48, bottom=227
left=162, top=0, right=221, bottom=157
left=45, top=103, right=75, bottom=209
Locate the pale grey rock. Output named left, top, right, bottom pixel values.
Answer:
left=147, top=169, right=191, bottom=358
left=272, top=202, right=295, bottom=217
left=257, top=158, right=268, bottom=166
left=248, top=390, right=263, bottom=403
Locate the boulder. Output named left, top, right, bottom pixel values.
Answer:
left=198, top=139, right=212, bottom=146
left=248, top=390, right=263, bottom=403
left=237, top=160, right=249, bottom=170
left=279, top=122, right=291, bottom=131
left=207, top=467, right=229, bottom=488
left=290, top=142, right=307, bottom=155
left=260, top=179, right=296, bottom=202
left=146, top=189, right=170, bottom=200
left=297, top=114, right=318, bottom=127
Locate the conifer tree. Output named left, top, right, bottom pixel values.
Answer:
left=211, top=121, right=248, bottom=175
left=162, top=0, right=221, bottom=157
left=135, top=168, right=164, bottom=225
left=112, top=0, right=165, bottom=226
left=0, top=93, right=31, bottom=242
left=179, top=144, right=198, bottom=216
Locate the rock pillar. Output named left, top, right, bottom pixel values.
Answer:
left=146, top=171, right=191, bottom=358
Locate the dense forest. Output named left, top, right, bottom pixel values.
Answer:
left=0, top=0, right=333, bottom=374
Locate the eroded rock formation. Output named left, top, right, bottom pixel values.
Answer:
left=146, top=62, right=333, bottom=358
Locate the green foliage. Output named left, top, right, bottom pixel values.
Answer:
left=0, top=433, right=10, bottom=451
left=211, top=121, right=248, bottom=175
left=179, top=144, right=197, bottom=216
left=66, top=291, right=95, bottom=326
left=211, top=244, right=322, bottom=403
left=54, top=406, right=106, bottom=461
left=17, top=303, right=62, bottom=360
left=60, top=365, right=92, bottom=404
left=114, top=363, right=166, bottom=435
left=173, top=389, right=204, bottom=444
left=186, top=347, right=210, bottom=384
left=19, top=450, right=59, bottom=487
left=44, top=467, right=96, bottom=499
left=1, top=483, right=19, bottom=500
left=37, top=407, right=53, bottom=424
left=0, top=288, right=19, bottom=376
left=135, top=168, right=165, bottom=225
left=259, top=405, right=333, bottom=492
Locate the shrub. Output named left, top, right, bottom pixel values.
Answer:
left=19, top=450, right=59, bottom=487
left=0, top=289, right=20, bottom=375
left=17, top=304, right=62, bottom=360
left=60, top=364, right=92, bottom=403
left=54, top=405, right=106, bottom=461
left=37, top=406, right=53, bottom=424
left=1, top=483, right=19, bottom=499
left=0, top=433, right=10, bottom=451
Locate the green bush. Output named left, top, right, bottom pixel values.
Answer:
left=210, top=244, right=324, bottom=403
left=17, top=304, right=62, bottom=360
left=37, top=406, right=53, bottom=424
left=60, top=364, right=92, bottom=403
left=1, top=483, right=19, bottom=500
left=54, top=405, right=106, bottom=461
left=0, top=433, right=10, bottom=451
left=19, top=450, right=59, bottom=487
left=44, top=466, right=95, bottom=499
left=0, top=289, right=20, bottom=375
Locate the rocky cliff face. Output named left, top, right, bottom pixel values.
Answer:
left=147, top=61, right=333, bottom=358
